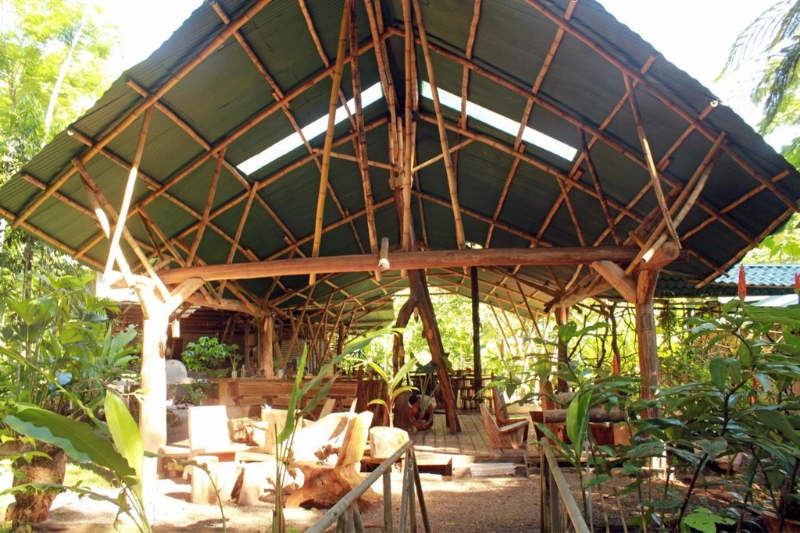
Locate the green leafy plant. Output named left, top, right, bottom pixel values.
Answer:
left=181, top=337, right=240, bottom=377
left=3, top=393, right=150, bottom=532
left=363, top=356, right=418, bottom=428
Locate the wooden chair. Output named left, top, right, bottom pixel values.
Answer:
left=492, top=387, right=529, bottom=442
left=479, top=404, right=528, bottom=450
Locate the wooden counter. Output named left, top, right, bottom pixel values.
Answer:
left=217, top=378, right=359, bottom=412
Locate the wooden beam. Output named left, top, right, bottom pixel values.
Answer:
left=401, top=0, right=414, bottom=252
left=635, top=268, right=660, bottom=405
left=591, top=260, right=636, bottom=303
left=471, top=266, right=482, bottom=393
left=412, top=0, right=465, bottom=249
left=158, top=246, right=639, bottom=284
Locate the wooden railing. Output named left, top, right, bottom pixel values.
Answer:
left=307, top=440, right=431, bottom=533
left=540, top=440, right=591, bottom=533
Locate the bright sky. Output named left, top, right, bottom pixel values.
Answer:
left=98, top=0, right=788, bottom=149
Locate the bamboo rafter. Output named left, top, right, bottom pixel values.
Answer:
left=485, top=0, right=577, bottom=249
left=415, top=114, right=747, bottom=275
left=523, top=0, right=798, bottom=214
left=12, top=0, right=276, bottom=229
left=104, top=106, right=153, bottom=277
left=537, top=55, right=658, bottom=247
left=458, top=0, right=482, bottom=131
left=412, top=0, right=466, bottom=250
left=349, top=0, right=379, bottom=259
left=402, top=33, right=763, bottom=247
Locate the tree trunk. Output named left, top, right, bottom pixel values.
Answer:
left=410, top=270, right=461, bottom=433
left=5, top=443, right=67, bottom=523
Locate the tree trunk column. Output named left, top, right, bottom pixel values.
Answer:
left=140, top=310, right=169, bottom=523
left=555, top=306, right=569, bottom=393
left=635, top=269, right=660, bottom=407
left=411, top=270, right=461, bottom=433
left=470, top=266, right=482, bottom=395
left=259, top=314, right=275, bottom=377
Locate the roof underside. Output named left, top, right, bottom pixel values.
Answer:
left=1, top=0, right=799, bottom=327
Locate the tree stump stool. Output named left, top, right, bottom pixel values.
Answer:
left=191, top=455, right=219, bottom=504
left=238, top=461, right=272, bottom=506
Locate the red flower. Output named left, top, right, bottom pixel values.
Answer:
left=738, top=264, right=747, bottom=302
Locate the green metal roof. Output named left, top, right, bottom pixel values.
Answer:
left=1, top=0, right=799, bottom=325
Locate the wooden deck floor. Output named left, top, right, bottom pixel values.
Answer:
left=409, top=411, right=537, bottom=467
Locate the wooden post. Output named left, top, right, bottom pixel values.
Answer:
left=259, top=314, right=275, bottom=377
left=555, top=305, right=569, bottom=393
left=635, top=268, right=660, bottom=408
left=470, top=266, right=482, bottom=394
left=336, top=322, right=346, bottom=355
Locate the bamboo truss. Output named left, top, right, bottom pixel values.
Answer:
left=5, top=0, right=797, bottom=327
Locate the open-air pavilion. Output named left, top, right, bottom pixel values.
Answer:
left=1, top=0, right=799, bottom=517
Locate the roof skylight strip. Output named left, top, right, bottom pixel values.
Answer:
left=238, top=83, right=385, bottom=175
left=420, top=81, right=577, bottom=161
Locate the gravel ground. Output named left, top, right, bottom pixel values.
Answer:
left=8, top=467, right=660, bottom=532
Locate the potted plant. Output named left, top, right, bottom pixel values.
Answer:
left=360, top=356, right=418, bottom=459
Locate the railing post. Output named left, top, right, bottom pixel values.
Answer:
left=399, top=451, right=411, bottom=531
left=383, top=469, right=393, bottom=533
left=408, top=453, right=417, bottom=531
left=411, top=449, right=431, bottom=533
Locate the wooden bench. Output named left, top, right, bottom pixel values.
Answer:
left=479, top=404, right=528, bottom=450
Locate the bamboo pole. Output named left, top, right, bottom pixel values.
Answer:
left=459, top=0, right=482, bottom=129
left=187, top=148, right=225, bottom=266
left=580, top=130, right=620, bottom=244
left=412, top=0, right=465, bottom=249
left=363, top=0, right=398, bottom=145
left=73, top=159, right=172, bottom=303
left=402, top=0, right=414, bottom=252
left=623, top=74, right=679, bottom=244
left=310, top=0, right=352, bottom=285
left=349, top=0, right=378, bottom=260
left=104, top=107, right=153, bottom=277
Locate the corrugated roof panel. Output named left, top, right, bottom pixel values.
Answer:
left=144, top=196, right=199, bottom=241
left=455, top=142, right=516, bottom=216
left=539, top=33, right=628, bottom=130
left=71, top=85, right=143, bottom=141
left=26, top=196, right=96, bottom=252
left=18, top=132, right=87, bottom=187
left=472, top=0, right=558, bottom=89
left=420, top=200, right=457, bottom=250
left=499, top=162, right=562, bottom=238
left=168, top=158, right=239, bottom=215
left=239, top=0, right=326, bottom=91
left=164, top=41, right=274, bottom=144
left=239, top=199, right=287, bottom=259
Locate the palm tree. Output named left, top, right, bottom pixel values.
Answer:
left=725, top=0, right=800, bottom=133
